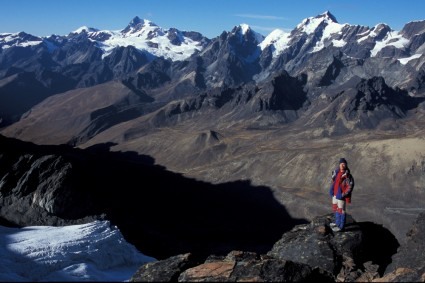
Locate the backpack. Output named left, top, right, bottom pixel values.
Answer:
left=344, top=171, right=355, bottom=203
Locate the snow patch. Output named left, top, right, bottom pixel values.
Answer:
left=96, top=27, right=203, bottom=61
left=240, top=24, right=250, bottom=35
left=398, top=53, right=422, bottom=64
left=260, top=29, right=291, bottom=56
left=0, top=33, right=42, bottom=49
left=370, top=31, right=409, bottom=57
left=0, top=220, right=156, bottom=282
left=311, top=22, right=346, bottom=53
left=297, top=13, right=340, bottom=35
left=73, top=26, right=99, bottom=34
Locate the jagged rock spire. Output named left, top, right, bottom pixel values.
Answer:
left=121, top=16, right=157, bottom=34
left=319, top=10, right=338, bottom=23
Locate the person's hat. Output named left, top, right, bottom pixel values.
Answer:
left=339, top=158, right=347, bottom=165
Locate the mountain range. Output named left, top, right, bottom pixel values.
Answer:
left=1, top=10, right=425, bottom=255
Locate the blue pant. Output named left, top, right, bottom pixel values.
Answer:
left=335, top=210, right=346, bottom=229
left=332, top=196, right=346, bottom=229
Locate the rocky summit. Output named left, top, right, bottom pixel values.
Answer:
left=130, top=213, right=425, bottom=282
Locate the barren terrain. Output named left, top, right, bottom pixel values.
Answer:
left=77, top=108, right=425, bottom=243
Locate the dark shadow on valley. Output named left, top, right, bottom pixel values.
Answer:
left=0, top=135, right=308, bottom=260
left=83, top=142, right=309, bottom=260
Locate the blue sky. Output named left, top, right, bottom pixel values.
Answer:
left=1, top=0, right=424, bottom=38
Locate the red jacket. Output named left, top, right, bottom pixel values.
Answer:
left=329, top=168, right=354, bottom=203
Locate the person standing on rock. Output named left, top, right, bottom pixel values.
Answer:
left=329, top=158, right=354, bottom=232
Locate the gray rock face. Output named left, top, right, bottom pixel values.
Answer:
left=0, top=146, right=96, bottom=225
left=400, top=20, right=425, bottom=40
left=380, top=212, right=425, bottom=282
left=11, top=154, right=72, bottom=214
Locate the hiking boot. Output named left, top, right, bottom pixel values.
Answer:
left=331, top=226, right=342, bottom=232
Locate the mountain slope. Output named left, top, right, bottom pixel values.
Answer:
left=1, top=11, right=425, bottom=246
left=1, top=80, right=158, bottom=145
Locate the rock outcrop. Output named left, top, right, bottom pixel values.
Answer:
left=131, top=250, right=335, bottom=282
left=378, top=212, right=425, bottom=282
left=130, top=214, right=401, bottom=282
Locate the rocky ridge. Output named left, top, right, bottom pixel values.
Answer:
left=1, top=12, right=424, bottom=129
left=130, top=213, right=425, bottom=282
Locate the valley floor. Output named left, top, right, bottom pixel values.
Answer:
left=78, top=123, right=425, bottom=244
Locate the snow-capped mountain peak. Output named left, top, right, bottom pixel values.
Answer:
left=240, top=23, right=251, bottom=35
left=86, top=16, right=208, bottom=61
left=0, top=12, right=422, bottom=69
left=260, top=11, right=347, bottom=57
left=53, top=16, right=208, bottom=61
left=232, top=24, right=264, bottom=44
left=72, top=26, right=100, bottom=34
left=121, top=16, right=159, bottom=36
left=319, top=11, right=338, bottom=23
left=296, top=10, right=339, bottom=35
left=0, top=32, right=42, bottom=49
left=260, top=28, right=291, bottom=54
left=128, top=16, right=145, bottom=27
